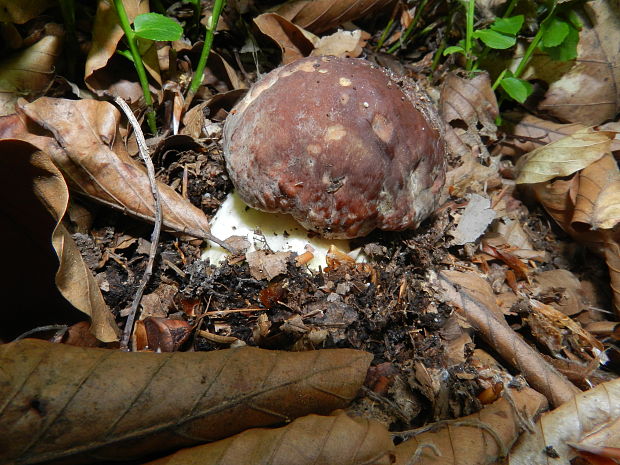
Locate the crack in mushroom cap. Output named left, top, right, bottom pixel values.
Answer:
left=222, top=56, right=447, bottom=239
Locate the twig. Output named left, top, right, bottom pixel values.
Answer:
left=13, top=325, right=68, bottom=342
left=115, top=96, right=163, bottom=351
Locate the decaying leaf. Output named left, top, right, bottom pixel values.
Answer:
left=394, top=386, right=548, bottom=465
left=531, top=269, right=584, bottom=316
left=16, top=97, right=215, bottom=241
left=254, top=13, right=315, bottom=64
left=436, top=270, right=581, bottom=407
left=274, top=0, right=396, bottom=34
left=508, top=377, right=620, bottom=465
left=0, top=339, right=372, bottom=464
left=246, top=250, right=293, bottom=281
left=515, top=128, right=615, bottom=184
left=0, top=24, right=62, bottom=116
left=0, top=0, right=55, bottom=23
left=0, top=138, right=118, bottom=342
left=449, top=193, right=496, bottom=246
left=146, top=411, right=395, bottom=465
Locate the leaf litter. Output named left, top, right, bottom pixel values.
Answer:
left=0, top=0, right=619, bottom=464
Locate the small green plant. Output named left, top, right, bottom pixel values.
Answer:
left=443, top=0, right=581, bottom=104
left=113, top=1, right=182, bottom=133
left=113, top=0, right=226, bottom=132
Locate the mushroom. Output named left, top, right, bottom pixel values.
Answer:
left=222, top=56, right=447, bottom=239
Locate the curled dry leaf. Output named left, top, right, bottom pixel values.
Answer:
left=145, top=411, right=395, bottom=465
left=436, top=270, right=580, bottom=407
left=85, top=0, right=161, bottom=99
left=16, top=97, right=215, bottom=241
left=525, top=153, right=620, bottom=314
left=0, top=339, right=372, bottom=465
left=0, top=0, right=55, bottom=23
left=311, top=29, right=370, bottom=58
left=394, top=386, right=548, bottom=465
left=273, top=0, right=396, bottom=34
left=254, top=13, right=315, bottom=64
left=515, top=128, right=615, bottom=184
left=0, top=25, right=62, bottom=116
left=0, top=137, right=118, bottom=342
left=508, top=377, right=620, bottom=465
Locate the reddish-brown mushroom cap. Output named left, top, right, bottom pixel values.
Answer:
left=222, top=56, right=446, bottom=239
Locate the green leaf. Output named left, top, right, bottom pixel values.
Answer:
left=490, top=15, right=524, bottom=36
left=541, top=24, right=579, bottom=61
left=133, top=13, right=182, bottom=41
left=500, top=77, right=533, bottom=103
left=473, top=29, right=516, bottom=49
left=443, top=45, right=465, bottom=56
left=566, top=10, right=583, bottom=30
left=542, top=17, right=569, bottom=47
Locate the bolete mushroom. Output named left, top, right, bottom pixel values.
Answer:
left=222, top=56, right=446, bottom=239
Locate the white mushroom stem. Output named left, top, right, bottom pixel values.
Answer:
left=202, top=191, right=361, bottom=270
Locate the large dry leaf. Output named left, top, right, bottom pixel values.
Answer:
left=0, top=0, right=54, bottom=23
left=85, top=0, right=161, bottom=99
left=254, top=13, right=316, bottom=64
left=436, top=270, right=581, bottom=407
left=146, top=411, right=394, bottom=465
left=515, top=128, right=615, bottom=184
left=536, top=2, right=620, bottom=125
left=16, top=97, right=215, bottom=240
left=0, top=339, right=372, bottom=464
left=0, top=25, right=62, bottom=116
left=394, top=386, right=548, bottom=465
left=0, top=137, right=118, bottom=342
left=509, top=377, right=620, bottom=465
left=273, top=0, right=395, bottom=34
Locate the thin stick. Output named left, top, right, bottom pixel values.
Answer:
left=115, top=96, right=163, bottom=351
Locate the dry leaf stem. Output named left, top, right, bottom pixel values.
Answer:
left=115, top=97, right=162, bottom=351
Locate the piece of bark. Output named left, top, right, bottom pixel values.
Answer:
left=0, top=339, right=371, bottom=465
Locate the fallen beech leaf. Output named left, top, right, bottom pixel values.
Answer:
left=274, top=0, right=396, bottom=34
left=17, top=97, right=216, bottom=240
left=145, top=411, right=394, bottom=465
left=254, top=13, right=316, bottom=64
left=0, top=138, right=118, bottom=342
left=515, top=128, right=615, bottom=184
left=449, top=193, right=496, bottom=246
left=311, top=29, right=370, bottom=58
left=0, top=339, right=372, bottom=464
left=572, top=153, right=620, bottom=230
left=436, top=270, right=581, bottom=407
left=394, top=386, right=548, bottom=465
left=508, top=378, right=620, bottom=465
left=531, top=269, right=584, bottom=316
left=0, top=26, right=62, bottom=116
left=85, top=0, right=161, bottom=99
left=0, top=0, right=54, bottom=23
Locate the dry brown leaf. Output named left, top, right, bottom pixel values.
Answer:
left=394, top=386, right=548, bottom=465
left=0, top=339, right=372, bottom=464
left=0, top=0, right=54, bottom=23
left=85, top=0, right=161, bottom=99
left=536, top=2, right=620, bottom=125
left=572, top=153, right=620, bottom=230
left=274, top=0, right=395, bottom=34
left=508, top=377, right=620, bottom=465
left=515, top=128, right=615, bottom=184
left=246, top=250, right=293, bottom=281
left=145, top=411, right=394, bottom=465
left=531, top=269, right=584, bottom=316
left=0, top=137, right=118, bottom=342
left=254, top=13, right=315, bottom=64
left=16, top=97, right=215, bottom=240
left=436, top=270, right=581, bottom=407
left=0, top=25, right=62, bottom=116
left=311, top=29, right=370, bottom=58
